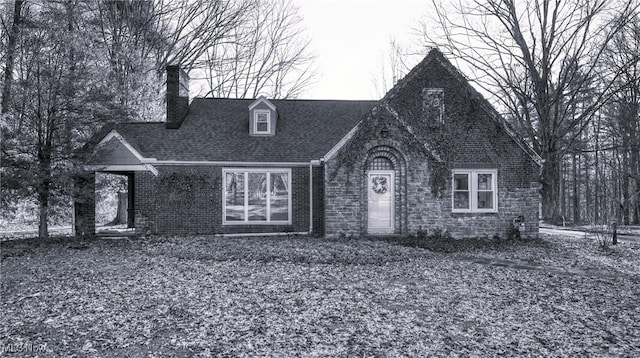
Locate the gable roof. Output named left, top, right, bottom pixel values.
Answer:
left=87, top=49, right=540, bottom=167
left=100, top=98, right=376, bottom=163
left=323, top=48, right=541, bottom=166
left=248, top=95, right=277, bottom=111
left=383, top=48, right=542, bottom=165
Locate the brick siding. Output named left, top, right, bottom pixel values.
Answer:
left=133, top=165, right=313, bottom=235
left=324, top=57, right=540, bottom=239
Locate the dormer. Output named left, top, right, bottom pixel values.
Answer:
left=248, top=96, right=277, bottom=136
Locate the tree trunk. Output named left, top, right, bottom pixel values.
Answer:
left=541, top=151, right=561, bottom=221
left=560, top=156, right=566, bottom=222
left=573, top=153, right=580, bottom=223
left=113, top=191, right=128, bottom=225
left=631, top=136, right=640, bottom=225
left=622, top=151, right=630, bottom=225
left=37, top=182, right=50, bottom=240
left=1, top=1, right=23, bottom=114
left=613, top=148, right=623, bottom=224
left=37, top=135, right=53, bottom=240
left=584, top=151, right=591, bottom=224
left=594, top=115, right=601, bottom=223
left=634, top=177, right=640, bottom=225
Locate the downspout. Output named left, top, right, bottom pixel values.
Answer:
left=309, top=161, right=313, bottom=234
left=309, top=159, right=322, bottom=235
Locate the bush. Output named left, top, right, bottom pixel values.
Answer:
left=505, top=226, right=521, bottom=240
left=590, top=224, right=615, bottom=251
left=392, top=226, right=545, bottom=253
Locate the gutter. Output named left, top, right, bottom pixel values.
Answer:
left=309, top=159, right=322, bottom=235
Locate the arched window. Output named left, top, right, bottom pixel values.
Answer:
left=369, top=156, right=393, bottom=170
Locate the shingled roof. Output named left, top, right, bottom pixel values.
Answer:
left=101, top=98, right=376, bottom=163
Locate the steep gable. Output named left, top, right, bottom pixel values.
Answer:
left=322, top=48, right=541, bottom=239
left=381, top=48, right=541, bottom=165
left=87, top=130, right=145, bottom=165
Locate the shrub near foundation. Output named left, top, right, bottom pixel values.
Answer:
left=395, top=226, right=544, bottom=253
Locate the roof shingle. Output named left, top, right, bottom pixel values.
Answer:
left=111, top=98, right=376, bottom=162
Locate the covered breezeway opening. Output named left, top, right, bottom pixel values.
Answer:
left=78, top=128, right=158, bottom=237
left=95, top=171, right=136, bottom=236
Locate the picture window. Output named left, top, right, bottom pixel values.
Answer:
left=223, top=169, right=291, bottom=224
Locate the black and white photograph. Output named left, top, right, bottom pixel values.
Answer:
left=1, top=0, right=639, bottom=356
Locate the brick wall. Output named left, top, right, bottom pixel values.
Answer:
left=325, top=138, right=540, bottom=238
left=312, top=165, right=325, bottom=235
left=324, top=55, right=540, bottom=239
left=134, top=165, right=312, bottom=235
left=134, top=171, right=158, bottom=234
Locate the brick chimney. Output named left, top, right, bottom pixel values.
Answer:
left=166, top=65, right=189, bottom=129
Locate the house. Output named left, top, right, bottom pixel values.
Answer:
left=78, top=48, right=541, bottom=238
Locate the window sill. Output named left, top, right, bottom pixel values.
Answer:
left=451, top=210, right=498, bottom=214
left=223, top=221, right=292, bottom=226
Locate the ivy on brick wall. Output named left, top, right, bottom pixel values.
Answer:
left=331, top=57, right=516, bottom=199
left=332, top=91, right=481, bottom=197
left=156, top=172, right=210, bottom=207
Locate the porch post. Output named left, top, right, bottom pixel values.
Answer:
left=127, top=173, right=135, bottom=228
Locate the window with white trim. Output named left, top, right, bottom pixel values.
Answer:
left=452, top=169, right=497, bottom=212
left=254, top=110, right=271, bottom=134
left=223, top=169, right=291, bottom=224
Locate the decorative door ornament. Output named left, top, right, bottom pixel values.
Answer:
left=371, top=176, right=388, bottom=195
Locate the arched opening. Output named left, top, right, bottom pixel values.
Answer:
left=366, top=156, right=395, bottom=233
left=363, top=146, right=406, bottom=235
left=369, top=156, right=394, bottom=171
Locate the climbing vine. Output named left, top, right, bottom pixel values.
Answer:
left=157, top=172, right=210, bottom=206
left=332, top=84, right=481, bottom=197
left=330, top=56, right=519, bottom=199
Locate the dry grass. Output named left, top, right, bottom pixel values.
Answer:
left=1, top=234, right=639, bottom=356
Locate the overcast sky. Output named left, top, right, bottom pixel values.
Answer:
left=291, top=0, right=431, bottom=100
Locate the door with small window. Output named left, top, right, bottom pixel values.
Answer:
left=367, top=170, right=394, bottom=234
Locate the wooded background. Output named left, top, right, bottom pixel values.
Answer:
left=1, top=0, right=639, bottom=238
left=0, top=0, right=315, bottom=238
left=417, top=0, right=640, bottom=227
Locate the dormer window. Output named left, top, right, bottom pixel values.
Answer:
left=249, top=96, right=277, bottom=136
left=254, top=110, right=271, bottom=134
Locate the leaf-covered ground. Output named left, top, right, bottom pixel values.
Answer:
left=1, top=234, right=639, bottom=357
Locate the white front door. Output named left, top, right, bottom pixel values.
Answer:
left=367, top=171, right=394, bottom=234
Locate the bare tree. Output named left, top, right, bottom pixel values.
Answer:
left=89, top=0, right=166, bottom=121
left=1, top=0, right=23, bottom=114
left=601, top=17, right=640, bottom=224
left=421, top=0, right=640, bottom=220
left=87, top=0, right=253, bottom=120
left=156, top=0, right=252, bottom=72
left=372, top=38, right=415, bottom=98
left=203, top=0, right=316, bottom=99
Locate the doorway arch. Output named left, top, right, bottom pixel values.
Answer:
left=362, top=146, right=406, bottom=235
